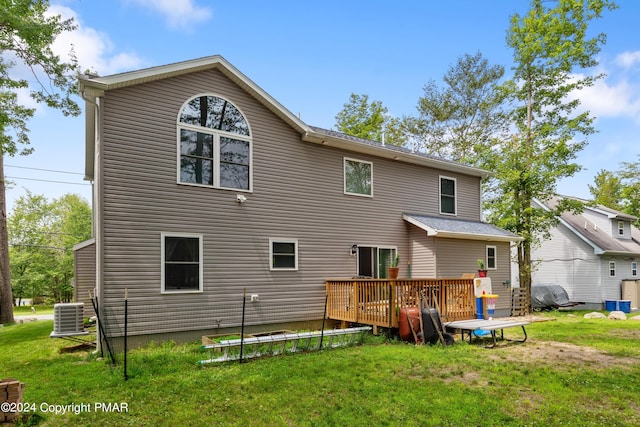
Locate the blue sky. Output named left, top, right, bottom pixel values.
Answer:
left=5, top=0, right=640, bottom=213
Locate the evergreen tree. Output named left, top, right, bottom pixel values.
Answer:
left=335, top=93, right=406, bottom=146
left=589, top=169, right=623, bottom=210
left=405, top=51, right=509, bottom=165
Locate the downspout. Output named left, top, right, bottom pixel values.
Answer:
left=81, top=88, right=103, bottom=354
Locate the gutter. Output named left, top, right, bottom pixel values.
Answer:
left=79, top=80, right=103, bottom=355
left=302, top=130, right=490, bottom=179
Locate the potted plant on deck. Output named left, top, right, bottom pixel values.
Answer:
left=477, top=258, right=488, bottom=278
left=388, top=253, right=400, bottom=280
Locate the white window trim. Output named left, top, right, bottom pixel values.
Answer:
left=161, top=232, right=204, bottom=294
left=618, top=221, right=624, bottom=236
left=486, top=245, right=497, bottom=270
left=343, top=157, right=373, bottom=198
left=439, top=175, right=457, bottom=216
left=356, top=245, right=398, bottom=279
left=632, top=262, right=637, bottom=277
left=269, top=238, right=299, bottom=271
left=609, top=261, right=616, bottom=278
left=176, top=94, right=253, bottom=192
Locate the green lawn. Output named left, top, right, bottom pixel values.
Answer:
left=12, top=305, right=54, bottom=315
left=1, top=312, right=640, bottom=426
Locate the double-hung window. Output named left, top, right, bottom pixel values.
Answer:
left=486, top=246, right=497, bottom=270
left=270, top=239, right=298, bottom=271
left=161, top=233, right=203, bottom=293
left=632, top=262, right=637, bottom=277
left=344, top=158, right=373, bottom=197
left=609, top=261, right=616, bottom=278
left=178, top=95, right=252, bottom=191
left=440, top=176, right=456, bottom=215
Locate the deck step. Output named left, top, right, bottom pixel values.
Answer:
left=199, top=327, right=371, bottom=364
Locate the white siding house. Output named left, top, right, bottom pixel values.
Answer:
left=532, top=197, right=640, bottom=309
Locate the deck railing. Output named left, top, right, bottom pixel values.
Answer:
left=326, top=278, right=475, bottom=330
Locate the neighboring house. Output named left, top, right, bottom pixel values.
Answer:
left=75, top=55, right=520, bottom=346
left=532, top=197, right=640, bottom=309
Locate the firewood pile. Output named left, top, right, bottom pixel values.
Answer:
left=1, top=378, right=25, bottom=423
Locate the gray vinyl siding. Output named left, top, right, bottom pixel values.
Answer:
left=73, top=240, right=96, bottom=318
left=407, top=223, right=436, bottom=277
left=532, top=223, right=602, bottom=304
left=97, top=68, right=485, bottom=337
left=434, top=238, right=512, bottom=310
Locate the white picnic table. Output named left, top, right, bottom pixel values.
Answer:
left=444, top=319, right=530, bottom=348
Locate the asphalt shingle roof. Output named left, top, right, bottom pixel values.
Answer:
left=403, top=213, right=521, bottom=241
left=543, top=197, right=640, bottom=255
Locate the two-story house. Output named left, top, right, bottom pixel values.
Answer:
left=74, top=56, right=520, bottom=346
left=532, top=196, right=640, bottom=309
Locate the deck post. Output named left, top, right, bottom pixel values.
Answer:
left=390, top=281, right=397, bottom=328
left=325, top=281, right=331, bottom=319
left=353, top=280, right=360, bottom=323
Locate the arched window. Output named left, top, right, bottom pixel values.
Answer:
left=177, top=95, right=251, bottom=190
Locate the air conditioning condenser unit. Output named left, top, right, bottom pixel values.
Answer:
left=50, top=303, right=88, bottom=337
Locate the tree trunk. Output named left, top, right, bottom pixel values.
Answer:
left=518, top=242, right=532, bottom=314
left=519, top=190, right=534, bottom=314
left=0, top=153, right=15, bottom=323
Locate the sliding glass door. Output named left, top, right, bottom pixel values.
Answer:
left=357, top=246, right=397, bottom=278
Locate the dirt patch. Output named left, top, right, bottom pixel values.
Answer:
left=493, top=314, right=557, bottom=323
left=488, top=339, right=638, bottom=368
left=607, top=328, right=640, bottom=339
left=59, top=342, right=96, bottom=353
left=440, top=339, right=638, bottom=388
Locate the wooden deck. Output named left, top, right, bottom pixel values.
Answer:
left=326, top=278, right=476, bottom=332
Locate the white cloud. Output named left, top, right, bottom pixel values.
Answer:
left=575, top=75, right=640, bottom=119
left=14, top=87, right=39, bottom=112
left=569, top=62, right=640, bottom=124
left=127, top=0, right=212, bottom=30
left=615, top=50, right=640, bottom=69
left=9, top=5, right=145, bottom=116
left=47, top=5, right=145, bottom=76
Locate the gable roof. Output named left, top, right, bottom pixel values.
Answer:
left=403, top=213, right=523, bottom=242
left=537, top=197, right=640, bottom=256
left=78, top=55, right=490, bottom=181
